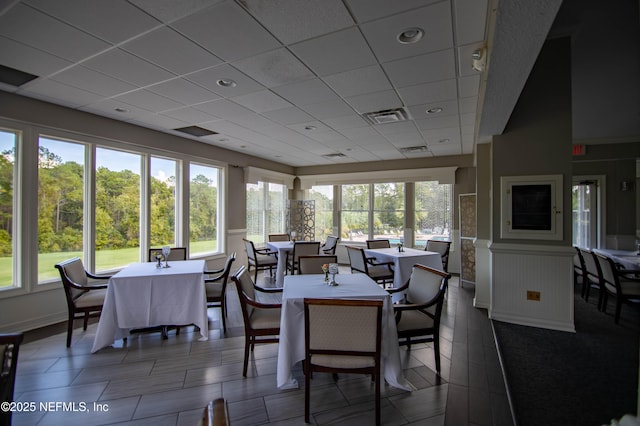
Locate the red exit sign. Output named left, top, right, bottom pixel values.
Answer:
left=572, top=144, right=586, bottom=156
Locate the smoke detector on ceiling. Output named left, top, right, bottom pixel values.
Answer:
left=364, top=107, right=409, bottom=125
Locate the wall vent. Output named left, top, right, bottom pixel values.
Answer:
left=0, top=64, right=38, bottom=87
left=322, top=152, right=347, bottom=159
left=364, top=107, right=408, bottom=125
left=399, top=145, right=429, bottom=154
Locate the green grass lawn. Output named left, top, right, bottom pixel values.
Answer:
left=0, top=240, right=217, bottom=288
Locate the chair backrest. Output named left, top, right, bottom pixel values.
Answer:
left=268, top=233, right=290, bottom=242
left=579, top=248, right=599, bottom=281
left=292, top=241, right=321, bottom=262
left=426, top=240, right=451, bottom=271
left=231, top=265, right=257, bottom=318
left=0, top=333, right=24, bottom=426
left=149, top=247, right=187, bottom=262
left=55, top=257, right=89, bottom=301
left=346, top=245, right=368, bottom=274
left=243, top=238, right=257, bottom=262
left=298, top=255, right=338, bottom=275
left=573, top=247, right=585, bottom=272
left=406, top=264, right=450, bottom=306
left=304, top=298, right=382, bottom=356
left=366, top=239, right=391, bottom=249
left=322, top=235, right=339, bottom=255
left=218, top=252, right=237, bottom=284
left=594, top=253, right=620, bottom=295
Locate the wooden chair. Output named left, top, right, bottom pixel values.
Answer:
left=201, top=398, right=229, bottom=426
left=54, top=257, right=111, bottom=347
left=243, top=238, right=278, bottom=283
left=0, top=333, right=24, bottom=426
left=298, top=255, right=338, bottom=275
left=425, top=240, right=451, bottom=272
left=346, top=245, right=394, bottom=287
left=204, top=252, right=236, bottom=333
left=304, top=298, right=383, bottom=426
left=268, top=233, right=290, bottom=242
left=320, top=235, right=339, bottom=255
left=231, top=265, right=282, bottom=377
left=149, top=246, right=188, bottom=262
left=393, top=264, right=450, bottom=373
left=594, top=253, right=640, bottom=324
left=286, top=241, right=321, bottom=275
left=366, top=239, right=391, bottom=249
left=579, top=248, right=603, bottom=307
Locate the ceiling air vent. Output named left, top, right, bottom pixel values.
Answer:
left=173, top=126, right=218, bottom=137
left=322, top=152, right=347, bottom=159
left=364, top=107, right=408, bottom=125
left=0, top=64, right=38, bottom=87
left=399, top=145, right=429, bottom=154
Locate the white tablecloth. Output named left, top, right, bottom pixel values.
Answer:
left=267, top=241, right=294, bottom=287
left=364, top=247, right=443, bottom=289
left=594, top=249, right=640, bottom=270
left=277, top=273, right=413, bottom=391
left=92, top=260, right=208, bottom=353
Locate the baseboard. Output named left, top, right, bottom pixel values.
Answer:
left=489, top=311, right=576, bottom=333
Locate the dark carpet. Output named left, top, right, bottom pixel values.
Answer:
left=493, top=288, right=639, bottom=426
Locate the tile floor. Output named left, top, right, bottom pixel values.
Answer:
left=11, top=269, right=513, bottom=426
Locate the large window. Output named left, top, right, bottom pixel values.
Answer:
left=95, top=148, right=141, bottom=271
left=37, top=137, right=85, bottom=282
left=246, top=181, right=287, bottom=243
left=415, top=181, right=452, bottom=247
left=341, top=184, right=370, bottom=242
left=150, top=157, right=177, bottom=247
left=309, top=185, right=333, bottom=242
left=0, top=130, right=16, bottom=289
left=189, top=163, right=220, bottom=256
left=373, top=183, right=404, bottom=242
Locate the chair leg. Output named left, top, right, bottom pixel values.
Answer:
left=374, top=370, right=381, bottom=426
left=242, top=336, right=251, bottom=377
left=305, top=365, right=311, bottom=423
left=67, top=315, right=74, bottom=347
left=615, top=299, right=622, bottom=324
left=434, top=335, right=441, bottom=373
left=83, top=312, right=89, bottom=330
left=221, top=303, right=227, bottom=333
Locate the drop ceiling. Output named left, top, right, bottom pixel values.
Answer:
left=0, top=0, right=489, bottom=166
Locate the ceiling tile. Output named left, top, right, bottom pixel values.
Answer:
left=186, top=64, right=264, bottom=98
left=344, top=89, right=403, bottom=114
left=0, top=4, right=110, bottom=62
left=322, top=114, right=369, bottom=131
left=240, top=0, right=353, bottom=44
left=51, top=66, right=136, bottom=97
left=383, top=49, right=456, bottom=88
left=147, top=78, right=220, bottom=105
left=272, top=78, right=338, bottom=106
left=458, top=74, right=480, bottom=98
left=230, top=90, right=292, bottom=113
left=79, top=98, right=155, bottom=120
left=161, top=107, right=218, bottom=124
left=83, top=49, right=175, bottom=86
left=300, top=99, right=356, bottom=120
left=459, top=96, right=478, bottom=114
left=339, top=126, right=382, bottom=140
left=414, top=114, right=460, bottom=131
left=287, top=121, right=333, bottom=134
left=360, top=2, right=453, bottom=63
left=25, top=0, right=160, bottom=44
left=408, top=99, right=460, bottom=121
left=232, top=48, right=314, bottom=88
left=128, top=114, right=188, bottom=131
left=127, top=0, right=224, bottom=23
left=262, top=106, right=315, bottom=125
left=122, top=27, right=222, bottom=75
left=20, top=79, right=102, bottom=108
left=0, top=36, right=72, bottom=77
left=171, top=1, right=280, bottom=62
left=397, top=79, right=458, bottom=107
left=454, top=0, right=488, bottom=45
left=345, top=0, right=441, bottom=24
left=322, top=65, right=392, bottom=98
left=375, top=121, right=420, bottom=136
left=290, top=27, right=377, bottom=76
left=194, top=99, right=255, bottom=121
left=114, top=89, right=183, bottom=113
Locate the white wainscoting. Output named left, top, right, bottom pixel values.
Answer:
left=489, top=243, right=575, bottom=332
left=227, top=229, right=248, bottom=273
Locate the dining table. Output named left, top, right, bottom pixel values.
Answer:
left=266, top=240, right=295, bottom=287
left=364, top=247, right=443, bottom=296
left=593, top=248, right=640, bottom=270
left=276, top=273, right=414, bottom=391
left=91, top=259, right=209, bottom=353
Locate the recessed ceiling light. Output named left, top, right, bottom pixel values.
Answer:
left=114, top=107, right=128, bottom=113
left=216, top=79, right=237, bottom=88
left=397, top=27, right=424, bottom=44
left=304, top=125, right=316, bottom=131
left=240, top=145, right=247, bottom=149
left=219, top=138, right=229, bottom=142
left=426, top=107, right=443, bottom=114
left=438, top=138, right=450, bottom=144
